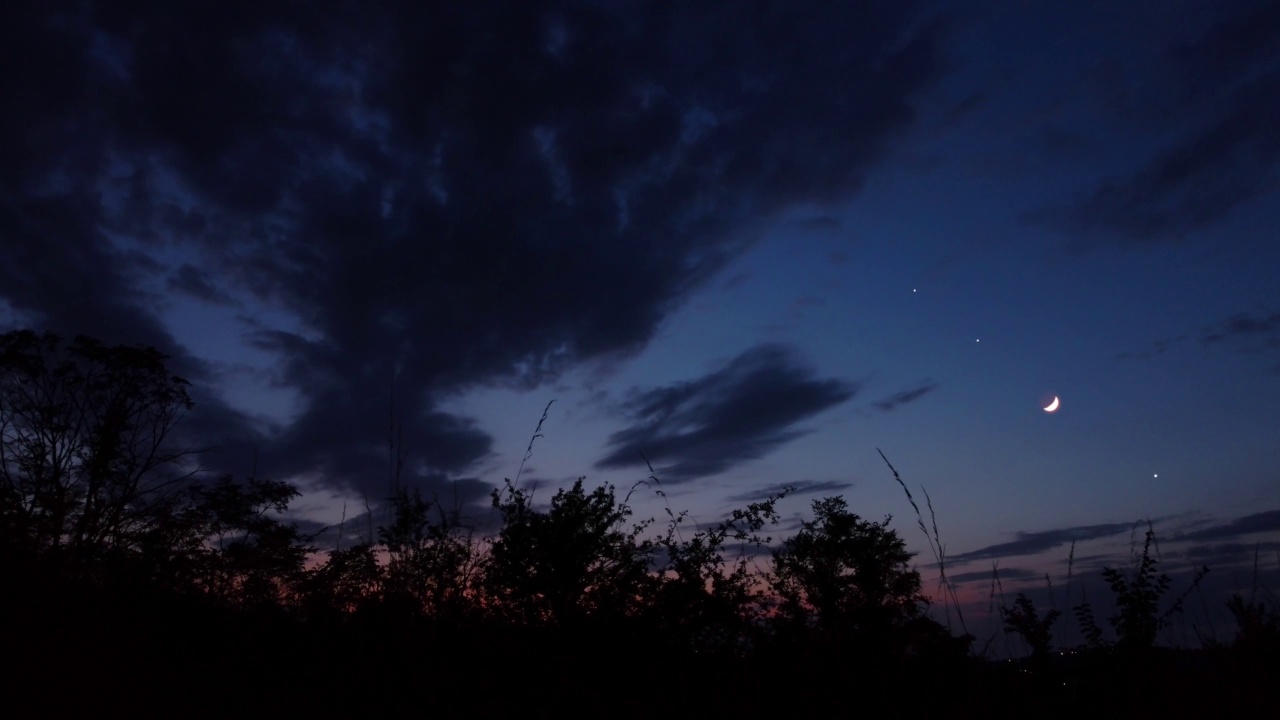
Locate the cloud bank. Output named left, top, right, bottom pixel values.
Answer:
left=596, top=344, right=855, bottom=483
left=0, top=1, right=946, bottom=500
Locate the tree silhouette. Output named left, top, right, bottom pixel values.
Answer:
left=1001, top=592, right=1060, bottom=670
left=651, top=489, right=786, bottom=657
left=484, top=478, right=655, bottom=631
left=378, top=486, right=484, bottom=621
left=0, top=330, right=195, bottom=571
left=296, top=541, right=382, bottom=619
left=1226, top=591, right=1280, bottom=666
left=4, top=328, right=1258, bottom=715
left=770, top=496, right=928, bottom=657
left=158, top=475, right=315, bottom=610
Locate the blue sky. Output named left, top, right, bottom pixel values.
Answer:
left=2, top=0, right=1278, bottom=640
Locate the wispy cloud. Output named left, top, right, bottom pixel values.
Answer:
left=1118, top=308, right=1280, bottom=363
left=1175, top=541, right=1280, bottom=567
left=725, top=479, right=853, bottom=504
left=1180, top=509, right=1280, bottom=542
left=950, top=521, right=1135, bottom=564
left=872, top=379, right=939, bottom=412
left=1025, top=5, right=1280, bottom=248
left=1201, top=311, right=1280, bottom=346
left=167, top=264, right=238, bottom=307
left=949, top=567, right=1038, bottom=585
left=1115, top=335, right=1188, bottom=361
left=596, top=344, right=855, bottom=483
left=1034, top=74, right=1280, bottom=246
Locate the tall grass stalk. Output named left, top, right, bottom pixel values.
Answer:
left=639, top=452, right=684, bottom=543
left=513, top=399, right=554, bottom=503
left=1064, top=541, right=1076, bottom=647
left=989, top=561, right=1015, bottom=658
left=878, top=448, right=967, bottom=636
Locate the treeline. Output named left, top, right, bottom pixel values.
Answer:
left=1, top=330, right=1275, bottom=716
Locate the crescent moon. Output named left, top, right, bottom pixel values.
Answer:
left=1043, top=396, right=1060, bottom=413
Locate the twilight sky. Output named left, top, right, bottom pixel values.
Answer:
left=3, top=0, right=1278, bottom=638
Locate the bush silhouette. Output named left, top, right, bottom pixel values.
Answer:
left=650, top=486, right=787, bottom=657
left=0, top=330, right=195, bottom=566
left=378, top=486, right=483, bottom=621
left=1072, top=525, right=1208, bottom=654
left=5, top=327, right=1274, bottom=715
left=484, top=477, right=655, bottom=631
left=1226, top=591, right=1280, bottom=664
left=770, top=496, right=934, bottom=659
left=1000, top=592, right=1060, bottom=671
left=165, top=474, right=315, bottom=609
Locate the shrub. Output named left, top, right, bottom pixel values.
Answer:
left=770, top=496, right=927, bottom=656
left=1072, top=525, right=1208, bottom=652
left=484, top=477, right=655, bottom=630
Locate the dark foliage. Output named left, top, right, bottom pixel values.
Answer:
left=770, top=496, right=943, bottom=655
left=0, top=330, right=195, bottom=561
left=1001, top=592, right=1060, bottom=673
left=163, top=474, right=315, bottom=609
left=379, top=486, right=483, bottom=621
left=1071, top=526, right=1210, bottom=655
left=649, top=487, right=784, bottom=657
left=1, top=329, right=1274, bottom=716
left=1226, top=592, right=1280, bottom=664
left=485, top=477, right=656, bottom=631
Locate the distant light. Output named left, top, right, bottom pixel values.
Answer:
left=976, top=338, right=980, bottom=343
left=1153, top=473, right=1159, bottom=478
left=912, top=288, right=917, bottom=293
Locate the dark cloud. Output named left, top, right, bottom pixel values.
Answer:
left=794, top=215, right=841, bottom=232
left=595, top=344, right=855, bottom=483
left=1120, top=309, right=1280, bottom=365
left=1201, top=311, right=1280, bottom=346
left=307, top=473, right=498, bottom=547
left=948, top=567, right=1038, bottom=585
left=1037, top=127, right=1099, bottom=160
left=724, top=479, right=853, bottom=504
left=1056, top=553, right=1113, bottom=568
left=1175, top=541, right=1280, bottom=568
left=1026, top=3, right=1280, bottom=247
left=950, top=521, right=1135, bottom=564
left=168, top=264, right=237, bottom=306
left=1161, top=2, right=1280, bottom=114
left=937, top=92, right=985, bottom=130
left=0, top=1, right=945, bottom=501
left=1115, top=335, right=1187, bottom=361
left=1179, top=510, right=1280, bottom=542
left=872, top=379, right=939, bottom=412
left=1029, top=73, right=1280, bottom=245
